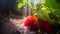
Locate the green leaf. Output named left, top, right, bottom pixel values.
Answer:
left=17, top=0, right=27, bottom=9
left=18, top=3, right=23, bottom=8
left=33, top=4, right=53, bottom=24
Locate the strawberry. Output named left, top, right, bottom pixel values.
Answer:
left=39, top=20, right=51, bottom=33
left=24, top=16, right=39, bottom=31
left=24, top=16, right=51, bottom=33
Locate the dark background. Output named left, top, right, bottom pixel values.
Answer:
left=0, top=0, right=20, bottom=34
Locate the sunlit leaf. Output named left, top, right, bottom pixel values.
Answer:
left=18, top=3, right=23, bottom=8
left=17, top=0, right=27, bottom=9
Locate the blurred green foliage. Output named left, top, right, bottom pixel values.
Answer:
left=45, top=0, right=60, bottom=24
left=32, top=0, right=60, bottom=25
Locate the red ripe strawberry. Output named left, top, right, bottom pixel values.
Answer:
left=39, top=21, right=51, bottom=33
left=24, top=16, right=39, bottom=31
